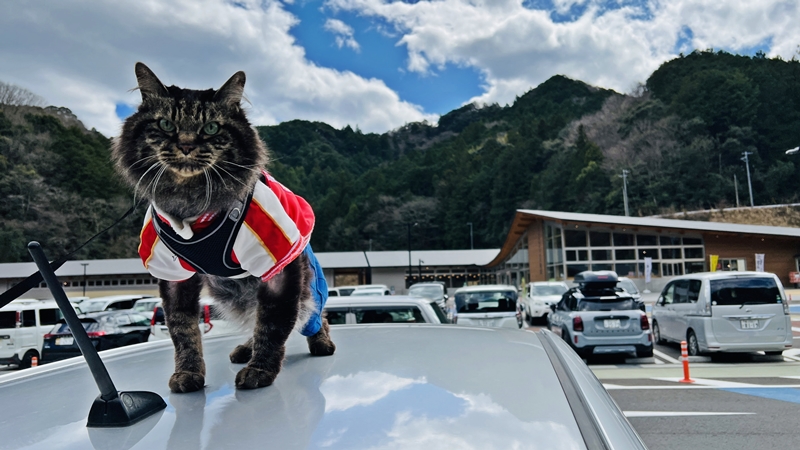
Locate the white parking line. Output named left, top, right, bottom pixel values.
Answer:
left=604, top=384, right=800, bottom=390
left=651, top=377, right=760, bottom=387
left=653, top=349, right=681, bottom=364
left=792, top=327, right=800, bottom=333
left=624, top=411, right=755, bottom=417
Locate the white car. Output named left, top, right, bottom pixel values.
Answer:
left=0, top=299, right=65, bottom=368
left=651, top=271, right=793, bottom=356
left=323, top=295, right=448, bottom=324
left=523, top=281, right=569, bottom=323
left=349, top=287, right=391, bottom=296
left=453, top=284, right=523, bottom=329
left=328, top=284, right=390, bottom=296
left=75, top=294, right=155, bottom=315
left=149, top=298, right=241, bottom=341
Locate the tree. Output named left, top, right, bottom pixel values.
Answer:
left=0, top=81, right=45, bottom=107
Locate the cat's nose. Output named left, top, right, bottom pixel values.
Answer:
left=179, top=144, right=196, bottom=155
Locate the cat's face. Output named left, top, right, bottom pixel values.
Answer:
left=112, top=63, right=267, bottom=218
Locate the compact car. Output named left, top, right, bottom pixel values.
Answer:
left=453, top=284, right=523, bottom=328
left=323, top=295, right=448, bottom=325
left=0, top=324, right=647, bottom=449
left=0, top=299, right=65, bottom=368
left=651, top=271, right=793, bottom=356
left=41, top=310, right=151, bottom=363
left=407, top=281, right=448, bottom=310
left=76, top=294, right=155, bottom=314
left=523, top=281, right=570, bottom=323
left=149, top=298, right=239, bottom=341
left=548, top=271, right=653, bottom=359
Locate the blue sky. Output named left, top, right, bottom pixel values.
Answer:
left=0, top=0, right=797, bottom=136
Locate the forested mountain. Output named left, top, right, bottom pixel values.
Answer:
left=2, top=50, right=800, bottom=262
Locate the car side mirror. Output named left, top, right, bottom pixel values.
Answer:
left=656, top=296, right=664, bottom=306
left=549, top=304, right=556, bottom=313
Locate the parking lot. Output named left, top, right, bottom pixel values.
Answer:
left=525, top=295, right=800, bottom=450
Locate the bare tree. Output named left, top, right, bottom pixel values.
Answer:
left=0, top=81, right=45, bottom=107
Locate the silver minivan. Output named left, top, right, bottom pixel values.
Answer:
left=651, top=271, right=793, bottom=356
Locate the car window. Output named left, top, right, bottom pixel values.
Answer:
left=674, top=280, right=690, bottom=304
left=531, top=285, right=568, bottom=296
left=618, top=279, right=639, bottom=295
left=152, top=306, right=165, bottom=324
left=39, top=308, right=62, bottom=326
left=324, top=308, right=348, bottom=325
left=408, top=285, right=444, bottom=299
left=0, top=312, right=16, bottom=329
left=710, top=277, right=782, bottom=306
left=577, top=299, right=637, bottom=311
left=129, top=314, right=150, bottom=326
left=339, top=288, right=355, bottom=296
left=328, top=291, right=339, bottom=296
left=354, top=307, right=425, bottom=323
left=21, top=310, right=35, bottom=327
left=687, top=280, right=702, bottom=303
left=661, top=283, right=675, bottom=305
left=115, top=315, right=132, bottom=325
left=455, top=290, right=517, bottom=313
left=80, top=301, right=106, bottom=314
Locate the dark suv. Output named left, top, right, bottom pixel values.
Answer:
left=547, top=271, right=653, bottom=359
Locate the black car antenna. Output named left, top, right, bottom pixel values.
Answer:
left=28, top=241, right=166, bottom=428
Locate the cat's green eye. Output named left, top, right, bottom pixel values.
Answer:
left=203, top=122, right=220, bottom=135
left=159, top=119, right=175, bottom=132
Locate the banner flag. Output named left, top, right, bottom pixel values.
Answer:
left=710, top=255, right=719, bottom=272
left=644, top=257, right=652, bottom=283
left=755, top=254, right=765, bottom=272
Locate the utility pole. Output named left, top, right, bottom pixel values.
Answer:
left=467, top=222, right=473, bottom=250
left=81, top=263, right=88, bottom=296
left=620, top=169, right=630, bottom=216
left=407, top=223, right=417, bottom=288
left=741, top=151, right=754, bottom=207
left=734, top=174, right=739, bottom=207
left=418, top=259, right=424, bottom=280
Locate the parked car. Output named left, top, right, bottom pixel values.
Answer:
left=618, top=277, right=645, bottom=312
left=650, top=271, right=793, bottom=356
left=76, top=294, right=155, bottom=314
left=349, top=287, right=391, bottom=296
left=0, top=299, right=65, bottom=368
left=41, top=310, right=151, bottom=363
left=132, top=297, right=161, bottom=319
left=523, top=281, right=569, bottom=324
left=407, top=281, right=448, bottom=310
left=328, top=284, right=390, bottom=297
left=149, top=297, right=240, bottom=341
left=452, top=284, right=523, bottom=328
left=323, top=295, right=449, bottom=325
left=548, top=271, right=653, bottom=359
left=0, top=325, right=647, bottom=449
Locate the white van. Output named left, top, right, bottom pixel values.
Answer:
left=651, top=271, right=793, bottom=356
left=0, top=299, right=65, bottom=368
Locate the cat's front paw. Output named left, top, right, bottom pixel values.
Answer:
left=229, top=344, right=253, bottom=363
left=235, top=366, right=277, bottom=389
left=169, top=371, right=205, bottom=393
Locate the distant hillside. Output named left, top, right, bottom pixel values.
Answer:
left=2, top=50, right=800, bottom=262
left=656, top=204, right=800, bottom=228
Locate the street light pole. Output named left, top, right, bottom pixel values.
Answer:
left=81, top=263, right=88, bottom=296
left=407, top=223, right=417, bottom=288
left=467, top=222, right=473, bottom=250
left=741, top=151, right=754, bottom=207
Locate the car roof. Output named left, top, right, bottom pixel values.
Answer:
left=0, top=326, right=645, bottom=449
left=454, top=284, right=517, bottom=293
left=0, top=299, right=59, bottom=311
left=325, top=295, right=433, bottom=308
left=529, top=281, right=568, bottom=286
left=668, top=271, right=780, bottom=281
left=85, top=294, right=155, bottom=302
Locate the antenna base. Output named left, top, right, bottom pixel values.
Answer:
left=87, top=391, right=167, bottom=428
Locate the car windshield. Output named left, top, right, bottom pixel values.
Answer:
left=49, top=320, right=101, bottom=334
left=351, top=289, right=384, bottom=296
left=354, top=307, right=425, bottom=323
left=408, top=285, right=443, bottom=299
left=455, top=290, right=518, bottom=313
left=79, top=301, right=107, bottom=313
left=531, top=285, right=567, bottom=296
left=133, top=302, right=156, bottom=312
left=618, top=279, right=639, bottom=295
left=710, top=277, right=781, bottom=306
left=429, top=302, right=449, bottom=323
left=577, top=299, right=637, bottom=311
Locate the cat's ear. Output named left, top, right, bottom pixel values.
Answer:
left=214, top=71, right=246, bottom=106
left=135, top=62, right=169, bottom=100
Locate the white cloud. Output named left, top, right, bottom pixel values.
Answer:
left=325, top=0, right=800, bottom=109
left=324, top=18, right=361, bottom=51
left=319, top=371, right=425, bottom=412
left=0, top=0, right=432, bottom=136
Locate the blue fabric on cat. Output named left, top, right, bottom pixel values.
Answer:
left=300, top=244, right=327, bottom=337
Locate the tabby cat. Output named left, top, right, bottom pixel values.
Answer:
left=112, top=63, right=335, bottom=392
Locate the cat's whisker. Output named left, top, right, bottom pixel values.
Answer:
left=201, top=169, right=212, bottom=213
left=220, top=160, right=262, bottom=174
left=133, top=161, right=162, bottom=205
left=209, top=165, right=229, bottom=189
left=215, top=165, right=250, bottom=188
left=150, top=165, right=168, bottom=200
left=130, top=154, right=159, bottom=169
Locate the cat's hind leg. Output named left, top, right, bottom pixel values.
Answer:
left=229, top=337, right=253, bottom=363
left=235, top=256, right=308, bottom=389
left=159, top=276, right=206, bottom=393
left=307, top=318, right=336, bottom=356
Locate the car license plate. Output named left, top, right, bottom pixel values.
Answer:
left=55, top=337, right=74, bottom=346
left=740, top=319, right=758, bottom=329
left=603, top=319, right=621, bottom=328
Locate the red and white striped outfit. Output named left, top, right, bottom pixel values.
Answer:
left=138, top=171, right=314, bottom=282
